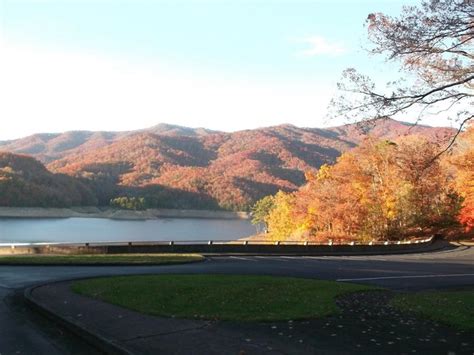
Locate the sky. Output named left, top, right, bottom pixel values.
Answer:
left=0, top=0, right=449, bottom=140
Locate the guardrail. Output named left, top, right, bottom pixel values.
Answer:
left=0, top=235, right=438, bottom=256
left=0, top=235, right=435, bottom=247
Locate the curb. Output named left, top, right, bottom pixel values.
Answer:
left=0, top=257, right=206, bottom=267
left=24, top=282, right=135, bottom=355
left=457, top=241, right=474, bottom=246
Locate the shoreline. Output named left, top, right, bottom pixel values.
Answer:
left=0, top=207, right=250, bottom=220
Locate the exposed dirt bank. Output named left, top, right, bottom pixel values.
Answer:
left=0, top=207, right=250, bottom=220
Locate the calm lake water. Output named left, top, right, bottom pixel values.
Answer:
left=0, top=218, right=256, bottom=244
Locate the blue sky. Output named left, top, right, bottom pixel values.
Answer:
left=0, top=0, right=434, bottom=140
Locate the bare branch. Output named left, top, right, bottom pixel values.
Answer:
left=329, top=0, right=473, bottom=150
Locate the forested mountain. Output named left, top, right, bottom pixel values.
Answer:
left=0, top=124, right=215, bottom=164
left=0, top=152, right=97, bottom=207
left=0, top=131, right=129, bottom=164
left=0, top=119, right=455, bottom=210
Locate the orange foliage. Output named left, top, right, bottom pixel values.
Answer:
left=452, top=126, right=474, bottom=231
left=265, top=135, right=457, bottom=241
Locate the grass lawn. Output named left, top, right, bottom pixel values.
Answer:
left=72, top=274, right=377, bottom=321
left=392, top=290, right=474, bottom=330
left=0, top=254, right=204, bottom=265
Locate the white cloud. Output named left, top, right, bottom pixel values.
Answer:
left=294, top=35, right=347, bottom=57
left=0, top=37, right=335, bottom=140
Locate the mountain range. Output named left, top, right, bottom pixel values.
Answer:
left=0, top=119, right=455, bottom=210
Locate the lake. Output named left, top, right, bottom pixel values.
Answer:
left=0, top=218, right=256, bottom=244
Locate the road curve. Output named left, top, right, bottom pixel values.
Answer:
left=0, top=243, right=473, bottom=354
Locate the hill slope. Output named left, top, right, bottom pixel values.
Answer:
left=0, top=119, right=455, bottom=210
left=0, top=152, right=97, bottom=207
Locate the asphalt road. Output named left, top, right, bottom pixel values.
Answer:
left=0, top=244, right=473, bottom=354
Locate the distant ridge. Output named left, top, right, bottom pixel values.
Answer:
left=0, top=118, right=454, bottom=163
left=142, top=123, right=220, bottom=137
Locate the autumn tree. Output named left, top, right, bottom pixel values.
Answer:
left=265, top=136, right=458, bottom=242
left=293, top=140, right=404, bottom=241
left=251, top=195, right=275, bottom=232
left=332, top=0, right=473, bottom=156
left=451, top=124, right=474, bottom=230
left=264, top=191, right=302, bottom=241
left=110, top=196, right=147, bottom=210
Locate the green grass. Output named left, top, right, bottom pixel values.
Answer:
left=392, top=290, right=474, bottom=330
left=0, top=254, right=204, bottom=265
left=72, top=274, right=376, bottom=322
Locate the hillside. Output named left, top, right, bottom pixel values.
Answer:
left=44, top=125, right=356, bottom=209
left=0, top=152, right=97, bottom=207
left=0, top=119, right=455, bottom=210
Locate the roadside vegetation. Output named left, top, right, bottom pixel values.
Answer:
left=252, top=128, right=474, bottom=242
left=0, top=254, right=203, bottom=265
left=72, top=275, right=377, bottom=321
left=393, top=290, right=474, bottom=331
